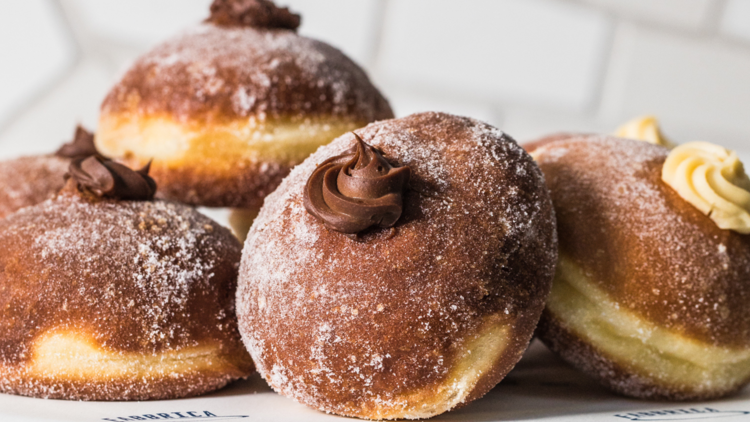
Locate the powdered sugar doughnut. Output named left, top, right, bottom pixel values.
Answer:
left=237, top=112, right=557, bottom=419
left=0, top=163, right=253, bottom=400
left=0, top=156, right=69, bottom=219
left=530, top=135, right=750, bottom=400
left=97, top=0, right=393, bottom=210
left=0, top=126, right=100, bottom=219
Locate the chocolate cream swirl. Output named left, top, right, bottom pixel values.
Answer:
left=55, top=125, right=102, bottom=160
left=304, top=133, right=410, bottom=235
left=206, top=0, right=301, bottom=30
left=69, top=156, right=157, bottom=201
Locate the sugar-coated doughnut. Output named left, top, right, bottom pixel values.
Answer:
left=529, top=135, right=750, bottom=400
left=237, top=112, right=557, bottom=419
left=96, top=0, right=394, bottom=210
left=0, top=126, right=98, bottom=219
left=0, top=157, right=253, bottom=400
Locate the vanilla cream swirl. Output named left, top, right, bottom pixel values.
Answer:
left=615, top=115, right=676, bottom=148
left=662, top=142, right=750, bottom=233
left=304, top=133, right=410, bottom=235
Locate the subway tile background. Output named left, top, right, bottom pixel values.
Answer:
left=1, top=0, right=749, bottom=162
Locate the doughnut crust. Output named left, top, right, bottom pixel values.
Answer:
left=530, top=135, right=750, bottom=400
left=97, top=23, right=394, bottom=208
left=0, top=155, right=69, bottom=218
left=0, top=193, right=253, bottom=400
left=237, top=112, right=557, bottom=419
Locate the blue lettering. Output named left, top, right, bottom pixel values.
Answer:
left=186, top=412, right=201, bottom=417
left=203, top=412, right=217, bottom=417
left=172, top=414, right=187, bottom=419
left=156, top=414, right=173, bottom=419
left=143, top=415, right=161, bottom=420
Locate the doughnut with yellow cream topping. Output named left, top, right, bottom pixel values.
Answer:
left=528, top=134, right=750, bottom=400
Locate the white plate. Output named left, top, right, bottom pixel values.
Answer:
left=1, top=341, right=749, bottom=422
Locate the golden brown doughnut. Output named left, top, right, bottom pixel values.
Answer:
left=236, top=112, right=557, bottom=419
left=530, top=135, right=750, bottom=400
left=0, top=126, right=99, bottom=219
left=0, top=158, right=253, bottom=400
left=96, top=0, right=394, bottom=210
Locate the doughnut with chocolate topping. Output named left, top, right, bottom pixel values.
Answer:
left=237, top=112, right=557, bottom=419
left=529, top=134, right=750, bottom=400
left=96, top=0, right=394, bottom=230
left=303, top=133, right=410, bottom=236
left=0, top=125, right=100, bottom=219
left=0, top=161, right=253, bottom=400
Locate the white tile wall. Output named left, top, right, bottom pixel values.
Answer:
left=1, top=0, right=749, bottom=159
left=0, top=0, right=75, bottom=132
left=577, top=0, right=716, bottom=30
left=600, top=24, right=750, bottom=150
left=62, top=0, right=211, bottom=48
left=378, top=0, right=611, bottom=111
left=501, top=107, right=604, bottom=143
left=382, top=82, right=500, bottom=125
left=284, top=0, right=381, bottom=67
left=721, top=0, right=750, bottom=42
left=0, top=60, right=113, bottom=159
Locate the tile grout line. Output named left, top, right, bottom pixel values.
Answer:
left=364, top=0, right=389, bottom=72
left=584, top=14, right=619, bottom=118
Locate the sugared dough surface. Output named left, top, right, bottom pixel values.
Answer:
left=100, top=24, right=392, bottom=124
left=531, top=135, right=750, bottom=399
left=0, top=194, right=253, bottom=400
left=98, top=23, right=394, bottom=208
left=0, top=155, right=69, bottom=218
left=237, top=112, right=557, bottom=419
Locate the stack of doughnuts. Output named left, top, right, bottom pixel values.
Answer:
left=95, top=0, right=394, bottom=239
left=5, top=0, right=750, bottom=417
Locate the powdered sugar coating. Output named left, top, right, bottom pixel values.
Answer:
left=534, top=135, right=750, bottom=346
left=533, top=135, right=750, bottom=399
left=0, top=155, right=69, bottom=219
left=102, top=23, right=393, bottom=123
left=0, top=192, right=252, bottom=400
left=237, top=112, right=557, bottom=418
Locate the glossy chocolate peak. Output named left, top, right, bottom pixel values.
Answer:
left=304, top=133, right=410, bottom=235
left=55, top=125, right=100, bottom=160
left=69, top=156, right=157, bottom=201
left=207, top=0, right=301, bottom=30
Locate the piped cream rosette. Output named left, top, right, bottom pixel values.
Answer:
left=662, top=141, right=750, bottom=233
left=615, top=115, right=676, bottom=148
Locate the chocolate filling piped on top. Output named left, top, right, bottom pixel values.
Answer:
left=304, top=133, right=410, bottom=235
left=68, top=156, right=157, bottom=201
left=206, top=0, right=301, bottom=30
left=55, top=125, right=102, bottom=160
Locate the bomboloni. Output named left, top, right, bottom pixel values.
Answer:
left=0, top=157, right=253, bottom=400
left=530, top=135, right=750, bottom=400
left=237, top=112, right=558, bottom=419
